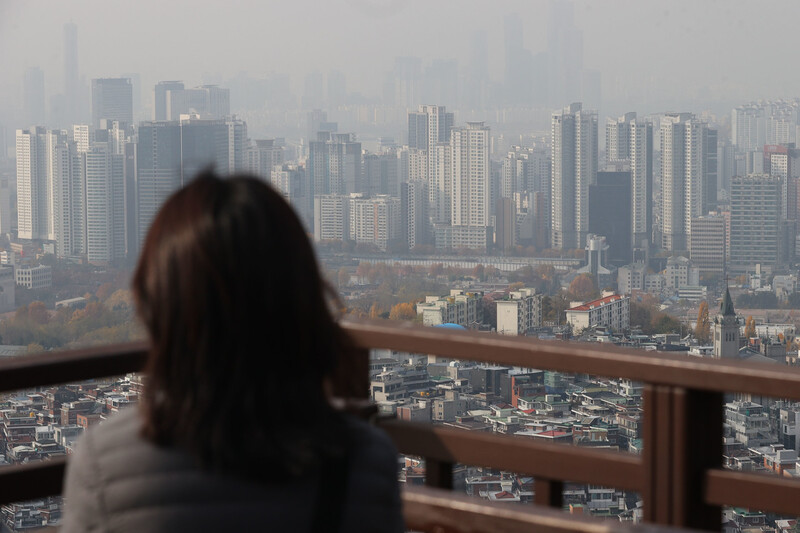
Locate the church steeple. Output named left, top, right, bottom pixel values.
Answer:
left=720, top=286, right=735, bottom=317
left=714, top=285, right=740, bottom=359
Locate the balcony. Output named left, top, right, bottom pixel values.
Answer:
left=0, top=318, right=799, bottom=531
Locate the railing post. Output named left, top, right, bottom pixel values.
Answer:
left=534, top=479, right=563, bottom=508
left=642, top=384, right=674, bottom=525
left=643, top=385, right=722, bottom=530
left=670, top=388, right=722, bottom=530
left=425, top=459, right=453, bottom=490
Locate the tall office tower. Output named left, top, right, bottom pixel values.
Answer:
left=588, top=171, right=631, bottom=265
left=63, top=23, right=80, bottom=124
left=465, top=30, right=489, bottom=109
left=731, top=104, right=765, bottom=152
left=364, top=151, right=400, bottom=197
left=349, top=195, right=401, bottom=252
left=153, top=81, right=184, bottom=120
left=177, top=116, right=246, bottom=180
left=165, top=86, right=230, bottom=120
left=91, top=78, right=133, bottom=130
left=307, top=132, right=362, bottom=196
left=49, top=130, right=84, bottom=258
left=547, top=0, right=584, bottom=106
left=302, top=71, right=324, bottom=109
left=313, top=194, right=349, bottom=242
left=270, top=163, right=311, bottom=231
left=550, top=102, right=598, bottom=250
left=386, top=57, right=422, bottom=108
left=121, top=73, right=142, bottom=120
left=23, top=67, right=46, bottom=126
left=730, top=175, right=781, bottom=273
left=327, top=70, right=346, bottom=109
left=689, top=214, right=726, bottom=277
left=83, top=142, right=126, bottom=264
left=421, top=59, right=458, bottom=109
left=245, top=139, right=284, bottom=181
left=16, top=128, right=49, bottom=240
left=401, top=180, right=429, bottom=250
left=136, top=122, right=181, bottom=246
left=659, top=113, right=712, bottom=252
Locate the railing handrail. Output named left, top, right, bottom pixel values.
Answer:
left=0, top=320, right=797, bottom=531
left=341, top=318, right=800, bottom=401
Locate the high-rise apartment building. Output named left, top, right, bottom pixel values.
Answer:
left=551, top=102, right=598, bottom=250
left=402, top=180, right=429, bottom=250
left=349, top=195, right=401, bottom=252
left=245, top=139, right=284, bottom=182
left=83, top=142, right=125, bottom=264
left=50, top=129, right=84, bottom=258
left=16, top=127, right=50, bottom=241
left=408, top=105, right=454, bottom=226
left=91, top=78, right=133, bottom=130
left=313, top=194, right=349, bottom=242
left=659, top=113, right=714, bottom=252
left=606, top=112, right=654, bottom=254
left=308, top=132, right=362, bottom=196
left=270, top=163, right=311, bottom=231
left=729, top=174, right=781, bottom=273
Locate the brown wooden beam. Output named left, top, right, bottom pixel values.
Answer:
left=378, top=419, right=643, bottom=491
left=402, top=485, right=692, bottom=533
left=706, top=469, right=800, bottom=516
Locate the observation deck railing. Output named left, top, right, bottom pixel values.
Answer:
left=0, top=318, right=798, bottom=531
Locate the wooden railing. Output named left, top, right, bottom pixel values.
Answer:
left=0, top=319, right=798, bottom=531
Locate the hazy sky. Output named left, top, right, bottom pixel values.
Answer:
left=2, top=0, right=800, bottom=114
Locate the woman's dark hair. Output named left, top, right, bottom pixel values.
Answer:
left=133, top=170, right=347, bottom=478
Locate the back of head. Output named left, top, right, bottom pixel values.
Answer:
left=133, top=170, right=344, bottom=477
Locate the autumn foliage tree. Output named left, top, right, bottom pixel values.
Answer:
left=389, top=302, right=416, bottom=321
left=695, top=301, right=710, bottom=343
left=568, top=274, right=598, bottom=302
left=744, top=315, right=756, bottom=339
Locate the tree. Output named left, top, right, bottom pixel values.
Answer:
left=27, top=301, right=49, bottom=326
left=471, top=264, right=486, bottom=281
left=389, top=302, right=416, bottom=321
left=337, top=267, right=350, bottom=288
left=568, top=274, right=597, bottom=302
left=744, top=315, right=756, bottom=339
left=695, top=301, right=710, bottom=343
left=96, top=282, right=114, bottom=302
left=428, top=263, right=444, bottom=277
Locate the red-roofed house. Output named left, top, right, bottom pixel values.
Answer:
left=565, top=294, right=630, bottom=333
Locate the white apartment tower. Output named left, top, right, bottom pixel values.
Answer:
left=551, top=102, right=598, bottom=250
left=408, top=105, right=454, bottom=225
left=660, top=113, right=710, bottom=252
left=450, top=122, right=490, bottom=228
left=16, top=127, right=49, bottom=241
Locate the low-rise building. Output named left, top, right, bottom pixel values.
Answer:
left=14, top=265, right=52, bottom=290
left=565, top=294, right=630, bottom=333
left=416, top=290, right=483, bottom=327
left=496, top=288, right=542, bottom=335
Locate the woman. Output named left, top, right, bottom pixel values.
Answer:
left=61, top=171, right=404, bottom=532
